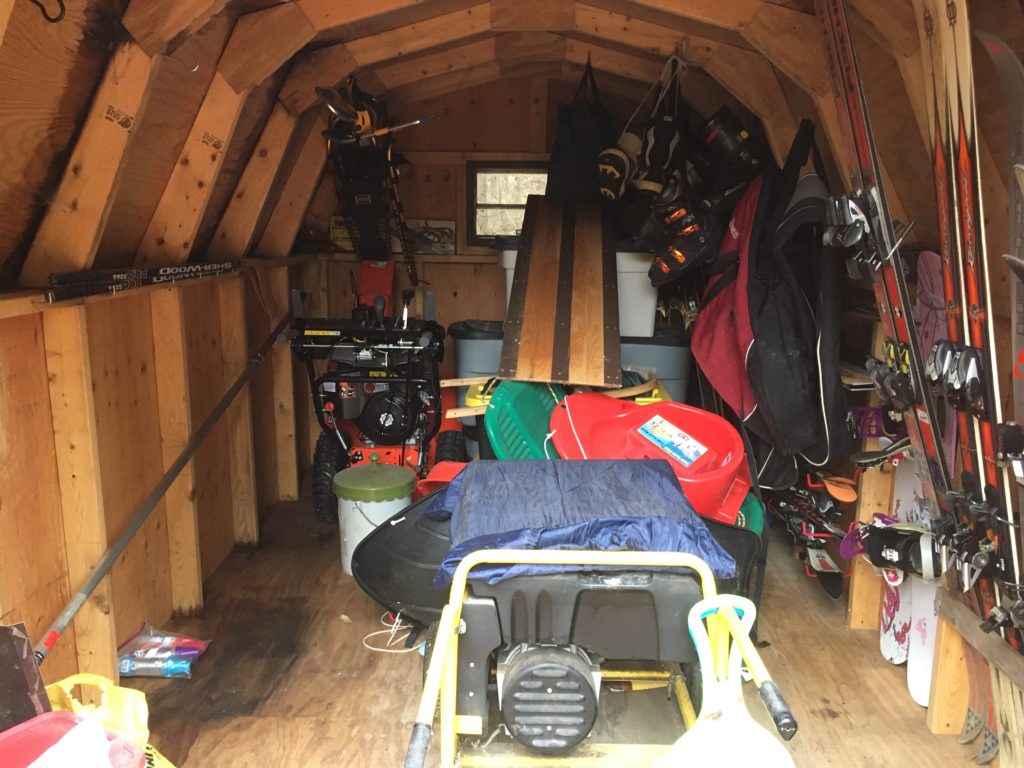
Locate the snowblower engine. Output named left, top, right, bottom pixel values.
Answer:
left=289, top=291, right=445, bottom=458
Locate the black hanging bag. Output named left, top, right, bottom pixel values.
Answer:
left=545, top=59, right=617, bottom=204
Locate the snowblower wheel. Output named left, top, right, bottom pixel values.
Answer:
left=312, top=431, right=350, bottom=524
left=434, top=430, right=468, bottom=463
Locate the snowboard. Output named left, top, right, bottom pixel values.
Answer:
left=880, top=458, right=917, bottom=665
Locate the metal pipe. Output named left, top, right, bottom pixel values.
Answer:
left=34, top=312, right=293, bottom=663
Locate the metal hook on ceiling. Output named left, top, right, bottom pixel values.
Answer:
left=167, top=49, right=200, bottom=73
left=28, top=0, right=65, bottom=23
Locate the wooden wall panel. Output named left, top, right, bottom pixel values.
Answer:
left=0, top=0, right=122, bottom=288
left=86, top=294, right=173, bottom=643
left=181, top=281, right=236, bottom=578
left=95, top=17, right=233, bottom=267
left=0, top=313, right=79, bottom=682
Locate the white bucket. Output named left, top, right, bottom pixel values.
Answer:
left=499, top=248, right=657, bottom=337
left=334, top=458, right=415, bottom=575
left=337, top=495, right=410, bottom=575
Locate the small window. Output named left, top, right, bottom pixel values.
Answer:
left=466, top=161, right=548, bottom=246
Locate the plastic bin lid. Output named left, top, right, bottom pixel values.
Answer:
left=334, top=455, right=416, bottom=502
left=448, top=320, right=504, bottom=340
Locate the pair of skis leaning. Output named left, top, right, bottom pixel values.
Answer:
left=815, top=0, right=1024, bottom=636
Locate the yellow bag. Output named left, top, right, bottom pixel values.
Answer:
left=46, top=673, right=149, bottom=750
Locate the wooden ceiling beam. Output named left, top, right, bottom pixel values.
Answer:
left=0, top=0, right=14, bottom=48
left=135, top=73, right=248, bottom=265
left=495, top=32, right=568, bottom=63
left=704, top=45, right=798, bottom=163
left=208, top=102, right=298, bottom=260
left=573, top=3, right=720, bottom=65
left=372, top=37, right=498, bottom=91
left=254, top=114, right=328, bottom=258
left=121, top=0, right=230, bottom=56
left=279, top=4, right=491, bottom=115
left=563, top=37, right=663, bottom=83
left=18, top=44, right=162, bottom=287
left=628, top=0, right=765, bottom=32
left=390, top=61, right=503, bottom=104
left=346, top=3, right=491, bottom=66
left=217, top=5, right=317, bottom=94
left=295, top=0, right=431, bottom=34
left=491, top=0, right=573, bottom=31
left=280, top=44, right=358, bottom=115
left=580, top=0, right=751, bottom=47
left=741, top=4, right=830, bottom=99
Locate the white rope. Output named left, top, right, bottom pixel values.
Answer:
left=362, top=611, right=420, bottom=654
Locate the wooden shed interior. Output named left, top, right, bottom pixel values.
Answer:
left=2, top=0, right=1024, bottom=765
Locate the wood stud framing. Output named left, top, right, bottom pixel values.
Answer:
left=121, top=0, right=230, bottom=56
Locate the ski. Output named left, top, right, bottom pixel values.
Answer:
left=46, top=261, right=239, bottom=302
left=976, top=34, right=1024, bottom=481
left=932, top=0, right=1023, bottom=636
left=47, top=260, right=238, bottom=288
left=814, top=0, right=955, bottom=532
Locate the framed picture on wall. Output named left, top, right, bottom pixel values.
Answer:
left=391, top=219, right=457, bottom=255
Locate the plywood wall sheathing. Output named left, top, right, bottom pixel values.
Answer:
left=42, top=306, right=118, bottom=681
left=135, top=73, right=248, bottom=266
left=121, top=0, right=230, bottom=56
left=0, top=313, right=80, bottom=682
left=19, top=43, right=162, bottom=287
left=373, top=37, right=498, bottom=91
left=209, top=103, right=299, bottom=260
left=217, top=5, right=316, bottom=94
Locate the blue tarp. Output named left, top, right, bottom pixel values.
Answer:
left=425, top=460, right=736, bottom=586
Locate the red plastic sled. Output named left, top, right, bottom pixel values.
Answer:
left=549, top=393, right=751, bottom=525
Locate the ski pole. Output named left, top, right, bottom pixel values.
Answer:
left=33, top=311, right=293, bottom=664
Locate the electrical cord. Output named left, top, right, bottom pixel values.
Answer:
left=362, top=611, right=421, bottom=654
left=29, top=0, right=64, bottom=23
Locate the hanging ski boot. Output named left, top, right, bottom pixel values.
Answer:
left=597, top=131, right=641, bottom=200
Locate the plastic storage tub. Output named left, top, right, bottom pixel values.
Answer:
left=498, top=246, right=657, bottom=337
left=448, top=320, right=504, bottom=457
left=621, top=328, right=692, bottom=402
left=334, top=456, right=415, bottom=574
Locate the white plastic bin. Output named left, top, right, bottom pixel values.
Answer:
left=334, top=456, right=415, bottom=575
left=499, top=248, right=657, bottom=337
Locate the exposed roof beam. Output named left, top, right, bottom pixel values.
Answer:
left=135, top=74, right=248, bottom=265
left=581, top=0, right=751, bottom=47
left=490, top=0, right=573, bottom=31
left=218, top=5, right=317, bottom=94
left=19, top=44, right=162, bottom=287
left=280, top=44, right=359, bottom=115
left=295, top=0, right=429, bottom=34
left=563, top=37, right=663, bottom=83
left=573, top=3, right=720, bottom=64
left=279, top=4, right=490, bottom=115
left=121, top=0, right=230, bottom=56
left=703, top=45, right=797, bottom=163
left=629, top=0, right=765, bottom=31
left=0, top=0, right=14, bottom=49
left=208, top=102, right=299, bottom=260
left=345, top=3, right=490, bottom=66
left=367, top=37, right=497, bottom=91
left=741, top=4, right=829, bottom=99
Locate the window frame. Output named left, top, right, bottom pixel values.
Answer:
left=465, top=160, right=549, bottom=247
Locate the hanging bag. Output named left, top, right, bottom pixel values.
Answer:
left=633, top=57, right=685, bottom=195
left=545, top=58, right=617, bottom=204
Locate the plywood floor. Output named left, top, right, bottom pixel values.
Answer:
left=132, top=499, right=973, bottom=767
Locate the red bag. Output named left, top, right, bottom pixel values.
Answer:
left=691, top=175, right=762, bottom=422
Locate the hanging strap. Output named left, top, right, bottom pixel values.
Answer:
left=574, top=55, right=603, bottom=105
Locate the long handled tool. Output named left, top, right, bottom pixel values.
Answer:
left=33, top=311, right=293, bottom=664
